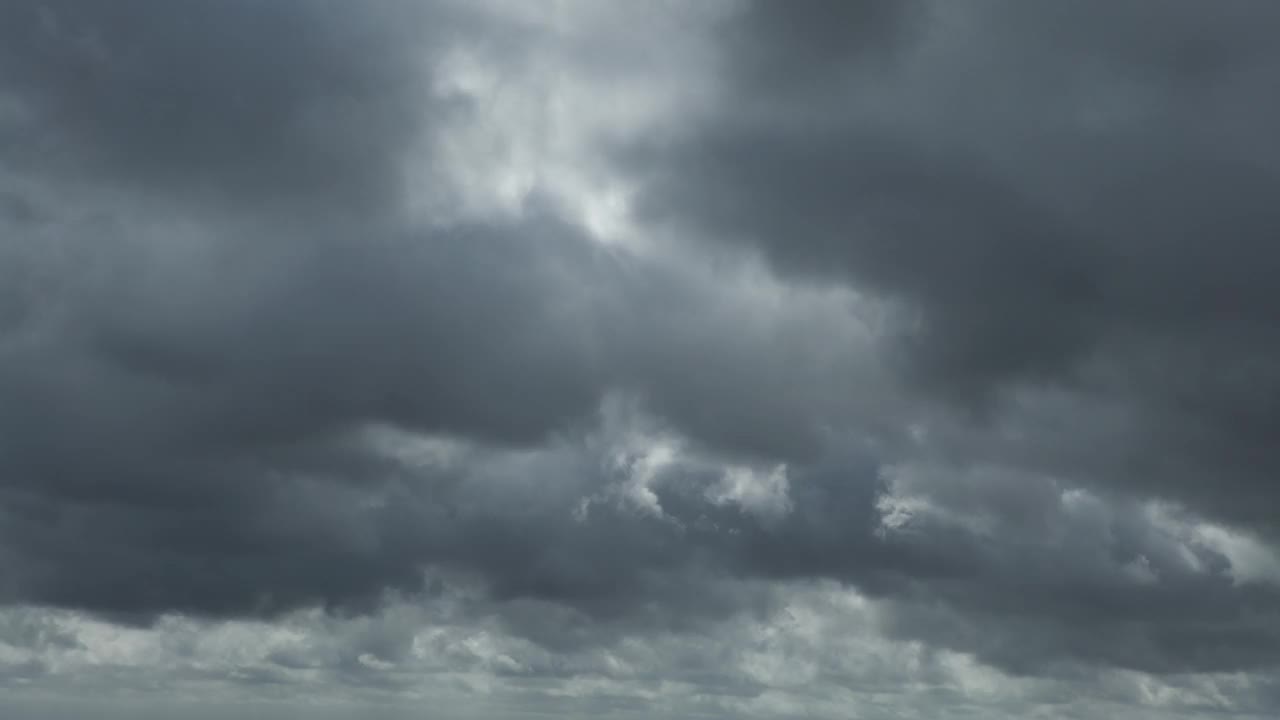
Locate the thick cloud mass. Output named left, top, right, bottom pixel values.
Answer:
left=3, top=1, right=1280, bottom=718
left=0, top=0, right=442, bottom=210
left=635, top=0, right=1280, bottom=527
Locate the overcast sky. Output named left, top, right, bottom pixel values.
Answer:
left=3, top=1, right=1280, bottom=718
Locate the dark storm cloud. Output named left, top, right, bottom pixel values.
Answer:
left=0, top=0, right=883, bottom=622
left=0, top=203, right=612, bottom=616
left=631, top=0, right=1280, bottom=530
left=0, top=0, right=599, bottom=617
left=642, top=449, right=1280, bottom=675
left=4, top=1, right=1280, bottom=707
left=607, top=0, right=1280, bottom=677
left=0, top=174, right=893, bottom=621
left=0, top=0, right=450, bottom=211
left=717, top=0, right=924, bottom=94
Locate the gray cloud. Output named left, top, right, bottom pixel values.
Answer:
left=630, top=0, right=1280, bottom=530
left=0, top=0, right=455, bottom=213
left=622, top=0, right=1280, bottom=679
left=3, top=0, right=1280, bottom=717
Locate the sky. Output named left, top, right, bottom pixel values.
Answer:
left=2, top=1, right=1280, bottom=718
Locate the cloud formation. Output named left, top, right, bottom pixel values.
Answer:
left=3, top=1, right=1280, bottom=718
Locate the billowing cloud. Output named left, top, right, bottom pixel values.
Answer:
left=633, top=0, right=1280, bottom=523
left=2, top=1, right=1280, bottom=718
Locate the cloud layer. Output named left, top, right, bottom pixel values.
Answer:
left=3, top=1, right=1280, bottom=717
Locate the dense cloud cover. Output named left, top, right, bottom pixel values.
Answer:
left=3, top=1, right=1280, bottom=718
